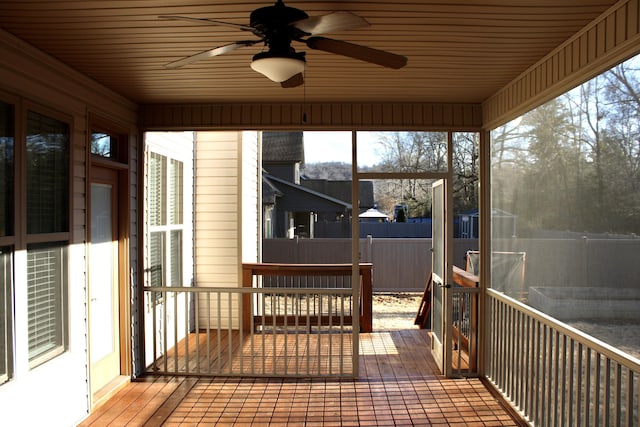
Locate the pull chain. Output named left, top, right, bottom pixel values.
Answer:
left=302, top=65, right=308, bottom=124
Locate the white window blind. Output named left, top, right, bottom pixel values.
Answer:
left=27, top=243, right=66, bottom=365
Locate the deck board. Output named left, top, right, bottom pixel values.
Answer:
left=78, top=330, right=526, bottom=426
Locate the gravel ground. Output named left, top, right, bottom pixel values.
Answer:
left=372, top=292, right=423, bottom=331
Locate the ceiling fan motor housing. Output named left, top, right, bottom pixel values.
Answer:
left=250, top=0, right=309, bottom=50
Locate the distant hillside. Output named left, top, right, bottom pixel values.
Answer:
left=302, top=162, right=352, bottom=180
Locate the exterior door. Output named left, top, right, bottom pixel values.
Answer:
left=430, top=179, right=452, bottom=376
left=89, top=167, right=121, bottom=394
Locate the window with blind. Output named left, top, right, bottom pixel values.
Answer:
left=27, top=243, right=67, bottom=365
left=25, top=110, right=69, bottom=367
left=147, top=153, right=184, bottom=289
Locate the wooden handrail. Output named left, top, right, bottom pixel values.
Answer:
left=242, top=263, right=373, bottom=332
left=453, top=265, right=479, bottom=288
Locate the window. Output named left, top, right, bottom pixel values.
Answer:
left=26, top=111, right=69, bottom=234
left=0, top=102, right=14, bottom=237
left=89, top=122, right=127, bottom=163
left=147, top=153, right=184, bottom=288
left=27, top=243, right=67, bottom=365
left=0, top=101, right=14, bottom=383
left=26, top=110, right=70, bottom=367
left=0, top=103, right=70, bottom=378
left=90, top=132, right=118, bottom=159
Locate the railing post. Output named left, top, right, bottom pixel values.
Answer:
left=242, top=266, right=253, bottom=333
left=360, top=264, right=373, bottom=333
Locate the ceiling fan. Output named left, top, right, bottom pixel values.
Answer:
left=160, top=0, right=407, bottom=88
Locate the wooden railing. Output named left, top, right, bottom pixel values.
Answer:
left=242, top=263, right=373, bottom=333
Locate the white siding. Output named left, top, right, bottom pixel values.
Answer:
left=194, top=131, right=260, bottom=328
left=194, top=131, right=241, bottom=287
left=242, top=131, right=260, bottom=264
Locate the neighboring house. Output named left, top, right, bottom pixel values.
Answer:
left=262, top=131, right=374, bottom=238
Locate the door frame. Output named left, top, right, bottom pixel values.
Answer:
left=87, top=159, right=131, bottom=405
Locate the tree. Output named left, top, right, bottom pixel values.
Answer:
left=373, top=131, right=478, bottom=217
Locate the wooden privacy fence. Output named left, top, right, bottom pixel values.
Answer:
left=242, top=263, right=373, bottom=333
left=262, top=238, right=479, bottom=292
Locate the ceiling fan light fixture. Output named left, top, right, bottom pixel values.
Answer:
left=251, top=51, right=305, bottom=82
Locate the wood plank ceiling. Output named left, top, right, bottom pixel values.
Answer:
left=0, top=0, right=620, bottom=105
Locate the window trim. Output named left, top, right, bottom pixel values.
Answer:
left=145, top=151, right=186, bottom=289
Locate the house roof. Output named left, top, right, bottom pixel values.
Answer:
left=263, top=131, right=305, bottom=163
left=264, top=173, right=352, bottom=210
left=301, top=178, right=375, bottom=208
left=0, top=1, right=622, bottom=106
left=262, top=172, right=283, bottom=204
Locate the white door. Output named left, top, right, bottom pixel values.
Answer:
left=430, top=179, right=452, bottom=376
left=89, top=168, right=121, bottom=395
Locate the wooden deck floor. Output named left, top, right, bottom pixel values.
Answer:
left=79, top=330, right=525, bottom=426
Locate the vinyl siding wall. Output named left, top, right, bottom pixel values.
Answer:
left=0, top=30, right=137, bottom=427
left=194, top=131, right=260, bottom=328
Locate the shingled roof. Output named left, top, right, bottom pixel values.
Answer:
left=262, top=132, right=304, bottom=163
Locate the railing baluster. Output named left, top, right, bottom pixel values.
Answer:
left=249, top=293, right=255, bottom=376
left=615, top=362, right=622, bottom=427
left=227, top=292, right=232, bottom=375
left=184, top=291, right=189, bottom=375
left=595, top=352, right=601, bottom=425
left=576, top=342, right=583, bottom=427
left=216, top=292, right=221, bottom=373
left=294, top=291, right=299, bottom=376
left=152, top=291, right=157, bottom=373
left=261, top=291, right=266, bottom=375
left=584, top=347, right=591, bottom=427
left=206, top=292, right=211, bottom=374
left=605, top=358, right=611, bottom=425
left=173, top=292, right=178, bottom=373
left=625, top=370, right=634, bottom=427
left=163, top=291, right=168, bottom=373
left=195, top=293, right=200, bottom=374
left=551, top=328, right=559, bottom=427
left=238, top=289, right=243, bottom=375
left=272, top=292, right=277, bottom=375
left=306, top=292, right=311, bottom=376
left=283, top=292, right=288, bottom=376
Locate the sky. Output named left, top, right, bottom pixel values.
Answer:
left=303, top=131, right=380, bottom=166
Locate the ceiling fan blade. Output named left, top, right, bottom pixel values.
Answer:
left=165, top=41, right=259, bottom=69
left=281, top=73, right=304, bottom=88
left=159, top=15, right=254, bottom=32
left=292, top=11, right=369, bottom=36
left=306, top=37, right=407, bottom=69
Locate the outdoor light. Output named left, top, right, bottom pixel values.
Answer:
left=250, top=51, right=305, bottom=82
